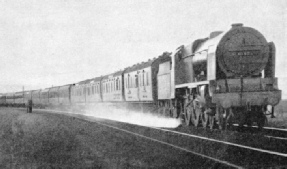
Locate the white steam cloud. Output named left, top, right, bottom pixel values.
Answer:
left=80, top=105, right=181, bottom=128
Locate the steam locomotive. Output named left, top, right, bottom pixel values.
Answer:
left=0, top=23, right=281, bottom=129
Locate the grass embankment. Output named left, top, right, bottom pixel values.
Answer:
left=0, top=108, right=105, bottom=168
left=0, top=108, right=209, bottom=169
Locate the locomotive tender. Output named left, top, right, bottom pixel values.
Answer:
left=1, top=24, right=281, bottom=129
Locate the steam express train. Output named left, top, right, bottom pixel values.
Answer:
left=0, top=24, right=281, bottom=129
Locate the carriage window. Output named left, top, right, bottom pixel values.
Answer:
left=127, top=75, right=129, bottom=88
left=113, top=80, right=115, bottom=92
left=116, top=78, right=119, bottom=90
left=114, top=79, right=116, bottom=91
left=142, top=70, right=145, bottom=86
left=128, top=74, right=131, bottom=88
left=115, top=79, right=117, bottom=91
left=135, top=75, right=138, bottom=88
left=119, top=79, right=121, bottom=90
left=109, top=81, right=111, bottom=92
left=118, top=79, right=120, bottom=90
left=146, top=72, right=149, bottom=86
left=132, top=76, right=134, bottom=88
left=118, top=78, right=120, bottom=90
left=130, top=75, right=133, bottom=88
left=139, top=73, right=141, bottom=87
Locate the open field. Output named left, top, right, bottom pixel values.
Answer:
left=0, top=108, right=104, bottom=168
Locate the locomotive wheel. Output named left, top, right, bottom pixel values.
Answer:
left=201, top=109, right=209, bottom=128
left=217, top=106, right=226, bottom=130
left=238, top=111, right=247, bottom=128
left=172, top=107, right=178, bottom=118
left=246, top=118, right=253, bottom=127
left=164, top=107, right=170, bottom=117
left=158, top=107, right=164, bottom=116
left=192, top=106, right=201, bottom=127
left=257, top=112, right=266, bottom=130
left=184, top=105, right=193, bottom=126
left=208, top=115, right=215, bottom=129
left=225, top=108, right=234, bottom=130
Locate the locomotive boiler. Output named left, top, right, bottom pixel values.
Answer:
left=168, top=23, right=281, bottom=129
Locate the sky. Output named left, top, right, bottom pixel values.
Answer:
left=0, top=0, right=286, bottom=97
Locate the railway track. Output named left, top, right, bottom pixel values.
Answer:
left=263, top=127, right=287, bottom=140
left=26, top=108, right=287, bottom=168
left=16, top=107, right=287, bottom=140
left=232, top=124, right=287, bottom=140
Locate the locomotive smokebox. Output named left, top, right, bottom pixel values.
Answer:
left=216, top=24, right=269, bottom=77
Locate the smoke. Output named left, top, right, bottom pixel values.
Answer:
left=80, top=104, right=181, bottom=128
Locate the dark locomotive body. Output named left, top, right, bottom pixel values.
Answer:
left=2, top=24, right=281, bottom=129
left=169, top=24, right=281, bottom=128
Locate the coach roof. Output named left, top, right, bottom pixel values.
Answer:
left=102, top=69, right=125, bottom=80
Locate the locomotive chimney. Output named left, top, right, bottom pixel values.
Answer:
left=231, top=23, right=243, bottom=28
